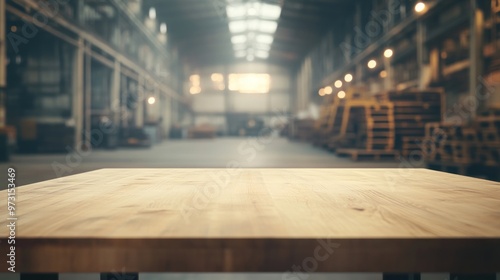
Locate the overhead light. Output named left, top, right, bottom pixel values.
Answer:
left=248, top=8, right=257, bottom=16
left=334, top=80, right=343, bottom=88
left=324, top=86, right=333, bottom=95
left=256, top=34, right=273, bottom=44
left=246, top=54, right=255, bottom=61
left=259, top=3, right=282, bottom=19
left=338, top=91, right=346, bottom=99
left=226, top=4, right=246, bottom=18
left=189, top=74, right=200, bottom=83
left=368, top=60, right=377, bottom=69
left=160, top=23, right=167, bottom=34
left=380, top=70, right=387, bottom=78
left=248, top=2, right=260, bottom=15
left=148, top=97, right=156, bottom=105
left=255, top=50, right=269, bottom=58
left=415, top=2, right=426, bottom=13
left=229, top=20, right=246, bottom=33
left=259, top=20, right=278, bottom=33
left=231, top=35, right=247, bottom=44
left=384, top=48, right=393, bottom=58
left=247, top=19, right=260, bottom=30
left=211, top=73, right=224, bottom=82
left=149, top=7, right=156, bottom=19
left=318, top=88, right=325, bottom=96
left=190, top=86, right=201, bottom=95
left=344, top=73, right=353, bottom=83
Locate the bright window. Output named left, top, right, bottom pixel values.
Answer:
left=228, top=73, right=271, bottom=94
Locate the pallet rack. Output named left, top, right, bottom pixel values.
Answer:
left=378, top=88, right=445, bottom=154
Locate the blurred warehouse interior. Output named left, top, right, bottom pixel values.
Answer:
left=0, top=0, right=500, bottom=182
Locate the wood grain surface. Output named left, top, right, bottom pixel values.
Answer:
left=1, top=168, right=500, bottom=273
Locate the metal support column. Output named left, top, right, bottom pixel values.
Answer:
left=224, top=66, right=231, bottom=131
left=469, top=0, right=484, bottom=115
left=0, top=0, right=6, bottom=128
left=152, top=82, right=160, bottom=123
left=416, top=20, right=426, bottom=89
left=111, top=60, right=121, bottom=126
left=70, top=0, right=84, bottom=150
left=84, top=42, right=92, bottom=149
left=135, top=75, right=144, bottom=127
left=72, top=38, right=85, bottom=150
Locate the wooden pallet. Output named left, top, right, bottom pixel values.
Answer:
left=382, top=89, right=445, bottom=103
left=328, top=100, right=395, bottom=151
left=336, top=148, right=399, bottom=161
left=376, top=89, right=445, bottom=150
left=401, top=136, right=426, bottom=158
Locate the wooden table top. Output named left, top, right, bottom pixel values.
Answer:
left=1, top=168, right=500, bottom=273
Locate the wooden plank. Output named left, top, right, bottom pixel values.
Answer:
left=0, top=169, right=500, bottom=273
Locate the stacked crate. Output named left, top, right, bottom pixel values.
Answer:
left=422, top=108, right=500, bottom=178
left=377, top=88, right=444, bottom=157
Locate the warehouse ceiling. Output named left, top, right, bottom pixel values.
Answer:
left=143, top=0, right=355, bottom=67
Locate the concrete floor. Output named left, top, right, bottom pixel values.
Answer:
left=0, top=137, right=402, bottom=187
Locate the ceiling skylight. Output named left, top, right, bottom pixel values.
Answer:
left=258, top=20, right=278, bottom=33
left=229, top=20, right=246, bottom=33
left=226, top=0, right=281, bottom=61
left=256, top=34, right=273, bottom=44
left=259, top=3, right=282, bottom=19
left=255, top=50, right=269, bottom=59
left=226, top=5, right=246, bottom=18
left=231, top=35, right=247, bottom=44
